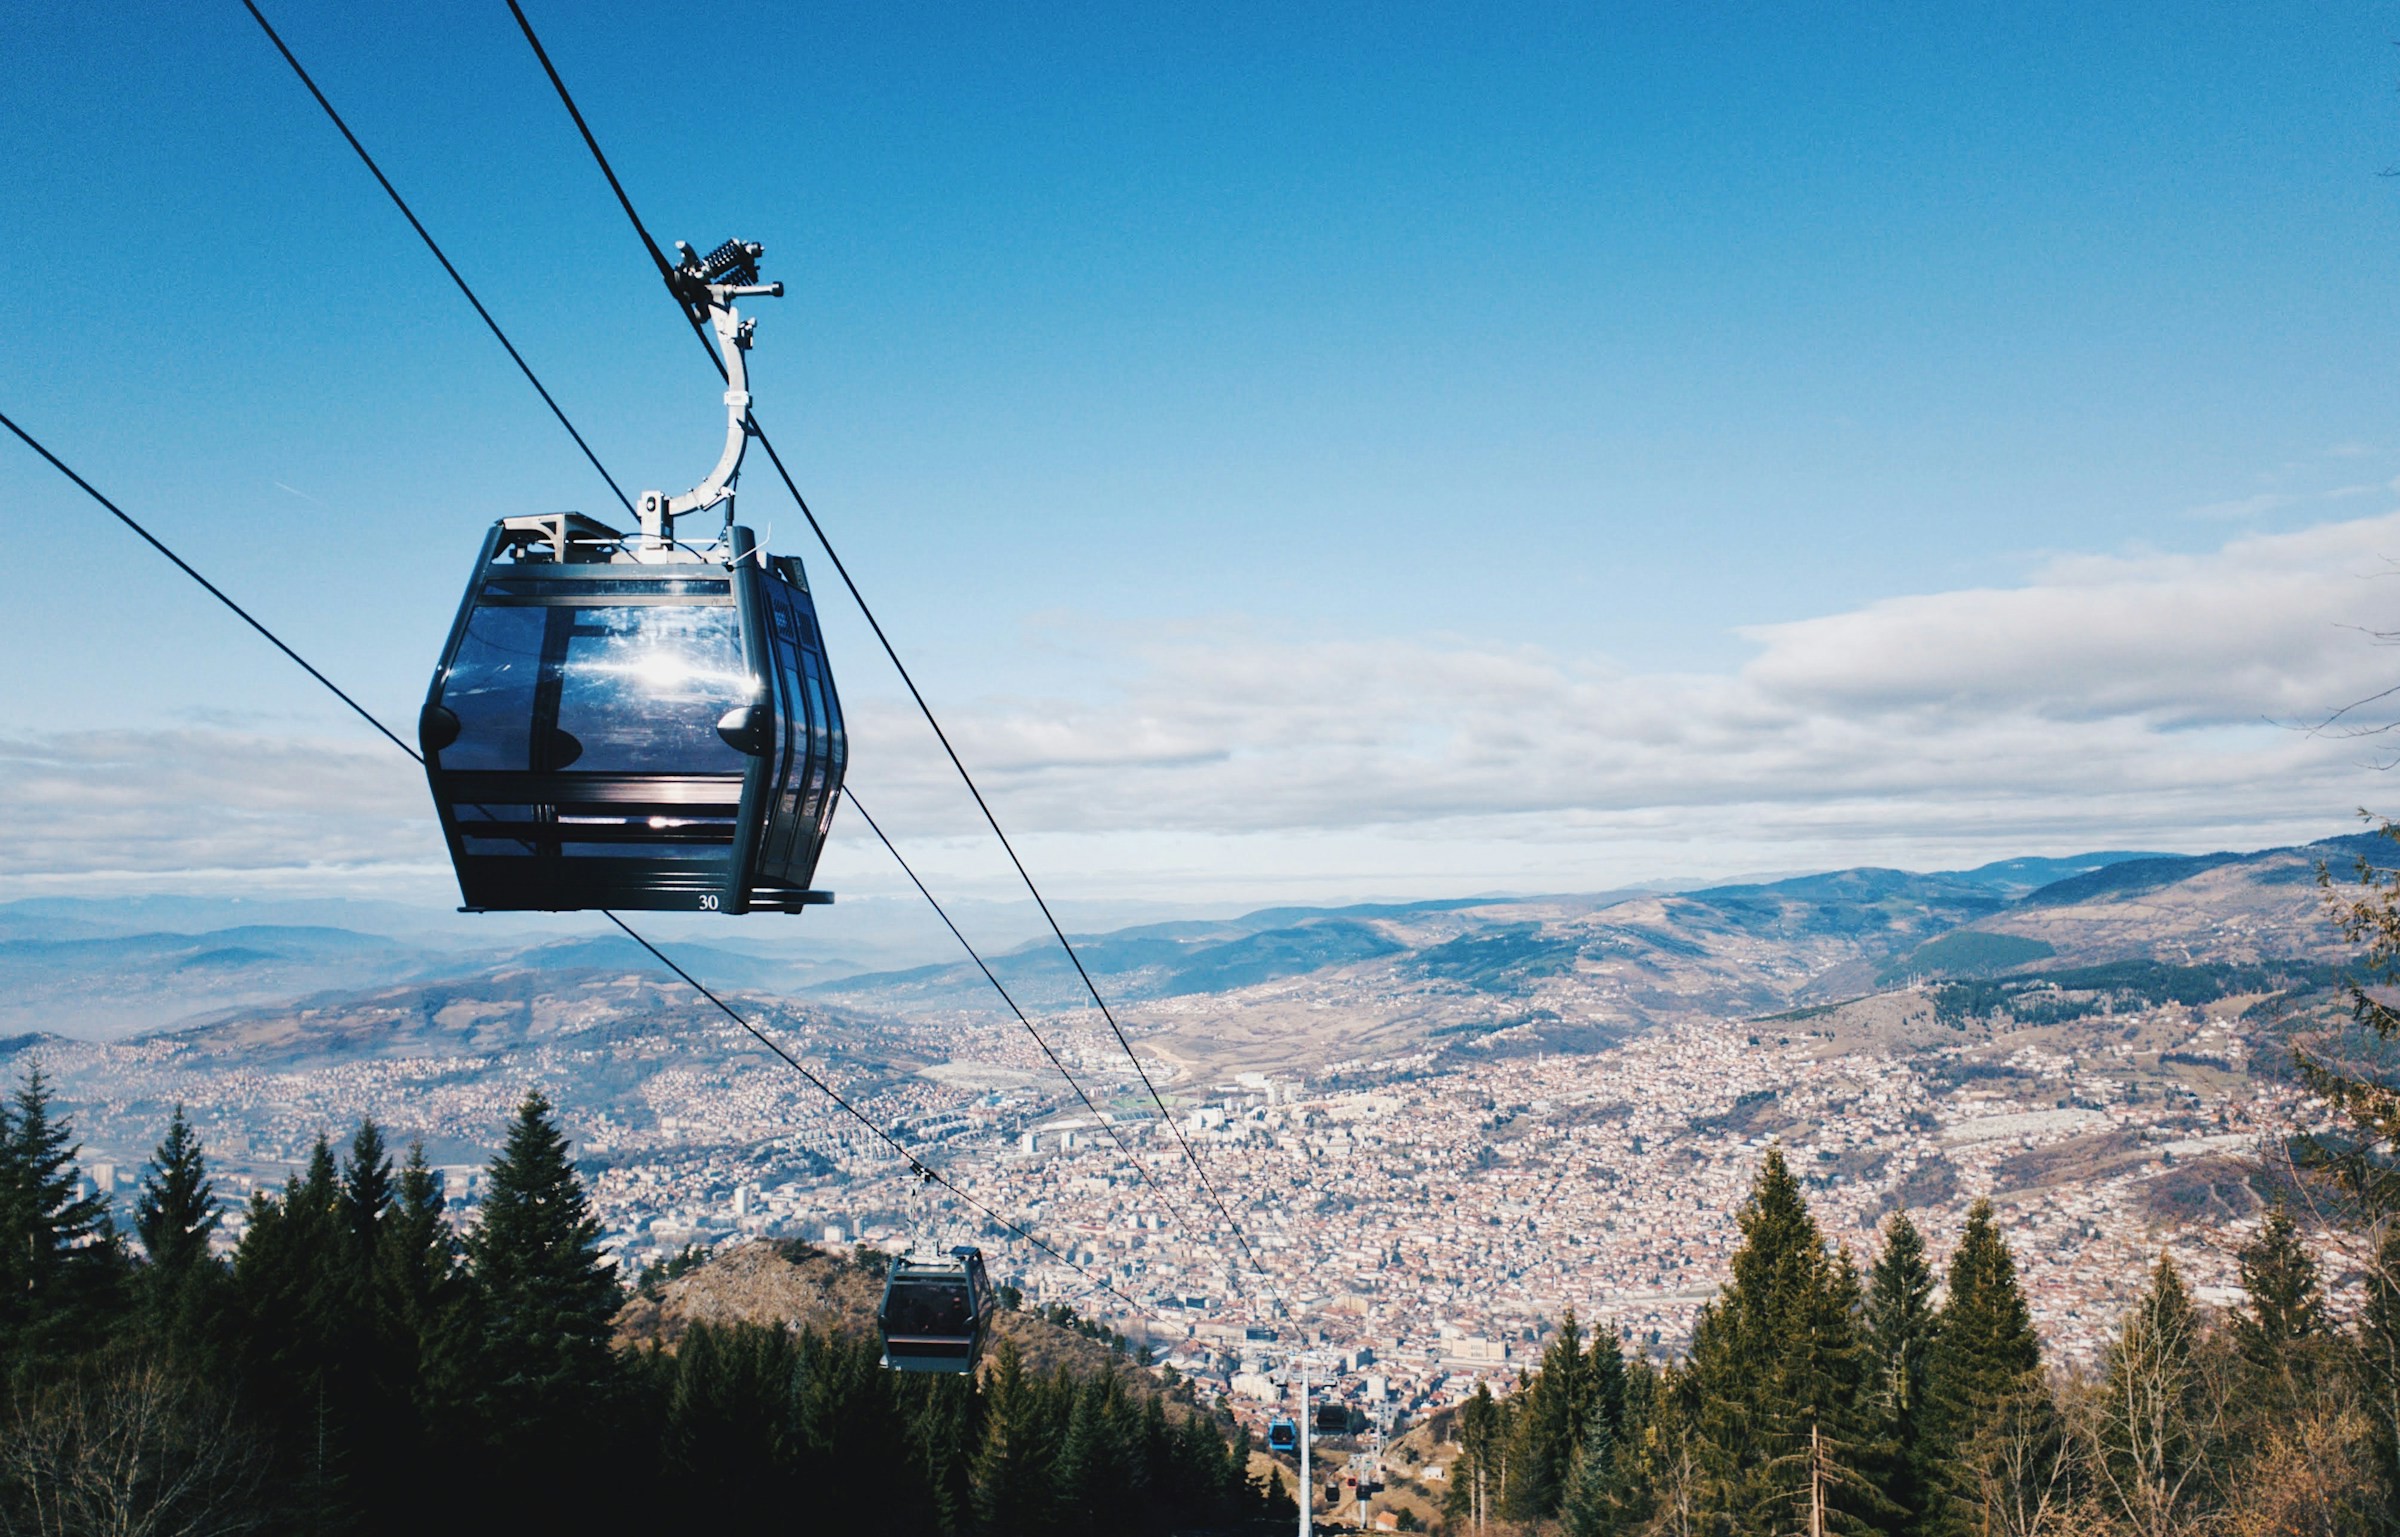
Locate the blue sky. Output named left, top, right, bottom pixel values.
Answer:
left=9, top=1, right=2400, bottom=927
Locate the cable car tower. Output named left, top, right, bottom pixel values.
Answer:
left=419, top=240, right=848, bottom=914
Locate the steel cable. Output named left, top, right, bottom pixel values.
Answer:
left=501, top=0, right=1265, bottom=1273
left=238, top=0, right=1204, bottom=1293
left=0, top=405, right=1142, bottom=1315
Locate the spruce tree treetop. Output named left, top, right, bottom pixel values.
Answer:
left=4, top=1067, right=112, bottom=1257
left=136, top=1103, right=218, bottom=1275
left=1916, top=1199, right=2049, bottom=1537
left=342, top=1118, right=393, bottom=1269
left=466, top=1092, right=617, bottom=1404
left=382, top=1139, right=454, bottom=1310
left=1937, top=1199, right=2039, bottom=1383
left=1865, top=1212, right=1937, bottom=1416
left=2121, top=1250, right=2197, bottom=1363
left=2232, top=1204, right=2324, bottom=1363
left=1727, top=1148, right=1823, bottom=1315
left=0, top=1067, right=120, bottom=1366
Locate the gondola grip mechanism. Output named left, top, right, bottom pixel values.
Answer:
left=639, top=238, right=783, bottom=551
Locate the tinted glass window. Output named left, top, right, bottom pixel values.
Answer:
left=886, top=1281, right=973, bottom=1335
left=553, top=606, right=755, bottom=773
left=439, top=607, right=545, bottom=769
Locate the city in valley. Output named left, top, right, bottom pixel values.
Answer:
left=8, top=832, right=2353, bottom=1429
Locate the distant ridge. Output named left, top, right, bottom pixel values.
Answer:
left=2018, top=830, right=2387, bottom=908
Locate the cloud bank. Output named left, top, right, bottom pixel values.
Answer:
left=12, top=513, right=2400, bottom=900
left=847, top=513, right=2400, bottom=839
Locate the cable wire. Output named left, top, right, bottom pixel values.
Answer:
left=239, top=3, right=1206, bottom=1277
left=600, top=913, right=1145, bottom=1311
left=0, top=410, right=420, bottom=765
left=842, top=788, right=1200, bottom=1230
left=240, top=0, right=634, bottom=516
left=502, top=0, right=1264, bottom=1273
left=0, top=409, right=1143, bottom=1316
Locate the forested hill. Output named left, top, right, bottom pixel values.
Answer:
left=618, top=1237, right=1166, bottom=1388
left=1424, top=1150, right=2395, bottom=1536
left=0, top=1085, right=1288, bottom=1535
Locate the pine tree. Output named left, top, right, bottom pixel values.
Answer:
left=790, top=1324, right=918, bottom=1533
left=230, top=1135, right=353, bottom=1517
left=134, top=1103, right=223, bottom=1359
left=136, top=1104, right=218, bottom=1276
left=1056, top=1368, right=1139, bottom=1536
left=0, top=1066, right=120, bottom=1370
left=1680, top=1149, right=1882, bottom=1535
left=906, top=1370, right=980, bottom=1537
left=1562, top=1390, right=1619, bottom=1537
left=1446, top=1380, right=1504, bottom=1529
left=1864, top=1211, right=1938, bottom=1535
left=658, top=1320, right=803, bottom=1518
left=1503, top=1310, right=1589, bottom=1520
left=458, top=1091, right=621, bottom=1506
left=973, top=1339, right=1054, bottom=1536
left=2231, top=1204, right=2325, bottom=1403
left=378, top=1141, right=457, bottom=1372
left=340, top=1119, right=394, bottom=1287
left=1918, top=1200, right=2055, bottom=1537
left=1588, top=1322, right=1628, bottom=1433
left=1262, top=1463, right=1298, bottom=1521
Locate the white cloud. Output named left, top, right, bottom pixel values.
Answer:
left=10, top=514, right=2400, bottom=900
left=850, top=512, right=2400, bottom=858
left=0, top=728, right=440, bottom=887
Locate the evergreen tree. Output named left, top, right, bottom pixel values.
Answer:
left=907, top=1370, right=981, bottom=1537
left=1503, top=1310, right=1589, bottom=1520
left=1262, top=1463, right=1298, bottom=1521
left=0, top=1096, right=1289, bottom=1535
left=340, top=1119, right=394, bottom=1288
left=231, top=1135, right=353, bottom=1516
left=1864, top=1211, right=1939, bottom=1535
left=134, top=1103, right=222, bottom=1358
left=794, top=1323, right=923, bottom=1533
left=973, top=1339, right=1054, bottom=1535
left=1446, top=1380, right=1504, bottom=1529
left=378, top=1140, right=457, bottom=1373
left=1562, top=1389, right=1619, bottom=1537
left=458, top=1092, right=623, bottom=1516
left=1587, top=1322, right=1628, bottom=1436
left=657, top=1320, right=803, bottom=1518
left=0, top=1067, right=120, bottom=1370
left=1918, top=1200, right=2054, bottom=1537
left=2231, top=1203, right=2326, bottom=1411
left=1680, top=1149, right=1882, bottom=1535
left=135, top=1104, right=218, bottom=1276
left=332, top=1120, right=432, bottom=1535
left=1056, top=1367, right=1141, bottom=1536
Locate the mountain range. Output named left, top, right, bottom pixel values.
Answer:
left=3, top=835, right=2373, bottom=1051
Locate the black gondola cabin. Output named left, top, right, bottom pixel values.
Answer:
left=878, top=1246, right=991, bottom=1374
left=419, top=514, right=845, bottom=914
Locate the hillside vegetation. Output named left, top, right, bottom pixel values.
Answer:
left=0, top=1087, right=1281, bottom=1535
